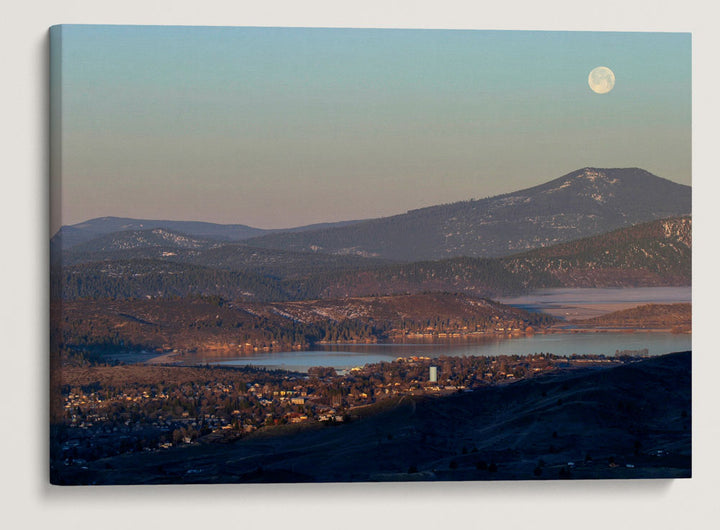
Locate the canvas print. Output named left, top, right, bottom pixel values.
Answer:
left=49, top=25, right=691, bottom=485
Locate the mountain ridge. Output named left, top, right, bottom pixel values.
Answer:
left=53, top=216, right=366, bottom=249
left=53, top=167, right=690, bottom=260
left=55, top=216, right=691, bottom=302
left=310, top=216, right=691, bottom=299
left=241, top=167, right=691, bottom=260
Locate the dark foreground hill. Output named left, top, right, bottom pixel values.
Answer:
left=242, top=168, right=691, bottom=260
left=55, top=352, right=690, bottom=484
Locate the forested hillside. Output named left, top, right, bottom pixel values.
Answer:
left=55, top=293, right=556, bottom=353
left=54, top=260, right=291, bottom=302
left=503, top=216, right=691, bottom=287
left=54, top=217, right=691, bottom=302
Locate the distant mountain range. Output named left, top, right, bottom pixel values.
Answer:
left=55, top=216, right=691, bottom=302
left=64, top=227, right=221, bottom=253
left=52, top=167, right=691, bottom=302
left=240, top=167, right=691, bottom=260
left=59, top=228, right=392, bottom=281
left=54, top=167, right=690, bottom=262
left=54, top=216, right=364, bottom=250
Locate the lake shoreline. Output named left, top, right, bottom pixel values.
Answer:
left=105, top=325, right=690, bottom=366
left=134, top=328, right=691, bottom=374
left=98, top=288, right=691, bottom=369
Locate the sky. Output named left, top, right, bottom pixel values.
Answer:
left=51, top=25, right=691, bottom=231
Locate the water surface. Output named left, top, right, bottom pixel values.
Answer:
left=174, top=287, right=691, bottom=372
left=183, top=332, right=690, bottom=373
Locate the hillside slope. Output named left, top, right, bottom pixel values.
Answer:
left=301, top=216, right=691, bottom=298
left=56, top=217, right=691, bottom=302
left=503, top=216, right=691, bottom=287
left=53, top=293, right=556, bottom=352
left=572, top=303, right=691, bottom=331
left=54, top=352, right=691, bottom=483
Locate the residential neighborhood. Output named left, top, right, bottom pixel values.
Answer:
left=52, top=352, right=626, bottom=467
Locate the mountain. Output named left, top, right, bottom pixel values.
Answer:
left=64, top=228, right=221, bottom=254
left=241, top=168, right=691, bottom=260
left=53, top=216, right=364, bottom=250
left=51, top=225, right=91, bottom=250
left=53, top=217, right=266, bottom=248
left=294, top=216, right=691, bottom=299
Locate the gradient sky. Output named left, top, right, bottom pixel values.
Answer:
left=51, top=25, right=691, bottom=231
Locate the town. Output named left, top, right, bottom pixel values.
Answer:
left=51, top=351, right=630, bottom=469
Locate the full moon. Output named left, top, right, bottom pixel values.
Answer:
left=588, top=66, right=615, bottom=94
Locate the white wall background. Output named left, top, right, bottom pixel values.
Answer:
left=2, top=1, right=717, bottom=529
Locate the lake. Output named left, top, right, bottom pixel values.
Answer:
left=185, top=331, right=690, bottom=373
left=171, top=287, right=692, bottom=372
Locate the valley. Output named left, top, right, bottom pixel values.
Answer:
left=49, top=167, right=693, bottom=484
